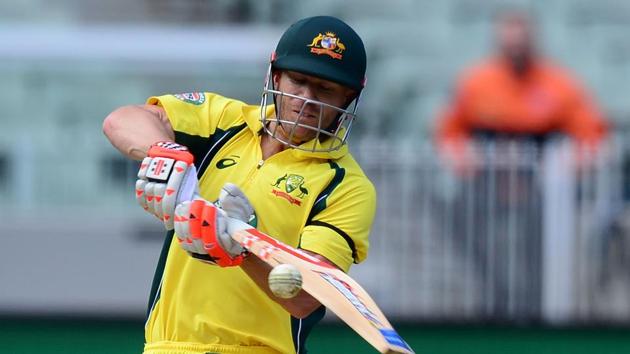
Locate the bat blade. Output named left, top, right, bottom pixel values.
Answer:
left=228, top=218, right=414, bottom=354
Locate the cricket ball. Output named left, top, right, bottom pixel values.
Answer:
left=268, top=264, right=303, bottom=299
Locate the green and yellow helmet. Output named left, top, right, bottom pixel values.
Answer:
left=261, top=16, right=367, bottom=152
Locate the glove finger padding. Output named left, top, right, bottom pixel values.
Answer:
left=174, top=199, right=244, bottom=267
left=161, top=161, right=197, bottom=229
left=174, top=199, right=216, bottom=262
left=144, top=182, right=158, bottom=216
left=174, top=201, right=195, bottom=253
left=188, top=199, right=206, bottom=254
left=135, top=179, right=149, bottom=211
left=173, top=197, right=246, bottom=267
left=137, top=157, right=151, bottom=179
left=152, top=183, right=166, bottom=220
left=199, top=201, right=245, bottom=267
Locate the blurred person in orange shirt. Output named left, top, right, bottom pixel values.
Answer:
left=434, top=9, right=609, bottom=320
left=436, top=10, right=608, bottom=173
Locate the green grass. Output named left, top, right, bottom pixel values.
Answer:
left=0, top=318, right=143, bottom=354
left=2, top=318, right=630, bottom=354
left=310, top=323, right=630, bottom=354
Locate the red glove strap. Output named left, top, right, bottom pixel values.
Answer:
left=148, top=142, right=194, bottom=165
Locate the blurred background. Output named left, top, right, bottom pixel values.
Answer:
left=1, top=0, right=630, bottom=353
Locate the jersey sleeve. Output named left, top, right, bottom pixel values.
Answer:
left=146, top=92, right=248, bottom=167
left=147, top=92, right=247, bottom=137
left=147, top=93, right=218, bottom=138
left=299, top=171, right=376, bottom=273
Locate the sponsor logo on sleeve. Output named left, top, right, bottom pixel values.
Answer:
left=173, top=92, right=206, bottom=105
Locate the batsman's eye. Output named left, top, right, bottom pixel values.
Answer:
left=319, top=84, right=333, bottom=93
left=290, top=77, right=306, bottom=85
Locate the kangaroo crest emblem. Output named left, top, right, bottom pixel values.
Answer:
left=285, top=174, right=304, bottom=193
left=271, top=173, right=309, bottom=206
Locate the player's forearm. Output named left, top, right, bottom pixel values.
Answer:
left=103, top=105, right=175, bottom=160
left=240, top=255, right=321, bottom=319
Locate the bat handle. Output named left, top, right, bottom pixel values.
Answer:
left=226, top=216, right=253, bottom=235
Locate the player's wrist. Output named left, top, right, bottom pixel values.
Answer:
left=148, top=141, right=194, bottom=164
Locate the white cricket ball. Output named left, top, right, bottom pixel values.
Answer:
left=268, top=264, right=303, bottom=299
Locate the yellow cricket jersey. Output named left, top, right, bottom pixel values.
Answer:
left=143, top=92, right=376, bottom=354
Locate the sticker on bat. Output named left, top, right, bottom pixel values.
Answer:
left=241, top=234, right=260, bottom=248
left=379, top=329, right=413, bottom=351
left=315, top=271, right=383, bottom=328
left=259, top=245, right=279, bottom=260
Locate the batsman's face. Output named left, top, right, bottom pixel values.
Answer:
left=272, top=70, right=356, bottom=144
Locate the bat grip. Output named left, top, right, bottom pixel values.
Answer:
left=226, top=216, right=253, bottom=236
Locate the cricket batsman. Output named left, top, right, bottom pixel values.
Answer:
left=103, top=16, right=376, bottom=354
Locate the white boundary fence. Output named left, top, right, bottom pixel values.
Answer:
left=350, top=136, right=629, bottom=324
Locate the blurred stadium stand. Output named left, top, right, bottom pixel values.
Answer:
left=2, top=0, right=630, bottom=335
left=353, top=137, right=630, bottom=324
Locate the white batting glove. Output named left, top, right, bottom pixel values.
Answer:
left=136, top=142, right=198, bottom=230
left=216, top=183, right=257, bottom=227
left=173, top=183, right=256, bottom=267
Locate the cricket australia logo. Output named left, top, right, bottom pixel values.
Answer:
left=173, top=92, right=206, bottom=105
left=307, top=32, right=346, bottom=60
left=271, top=173, right=309, bottom=206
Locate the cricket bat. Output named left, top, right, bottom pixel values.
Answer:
left=227, top=218, right=414, bottom=354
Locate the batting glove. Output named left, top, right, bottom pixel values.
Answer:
left=216, top=183, right=257, bottom=228
left=173, top=183, right=256, bottom=267
left=136, top=141, right=198, bottom=230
